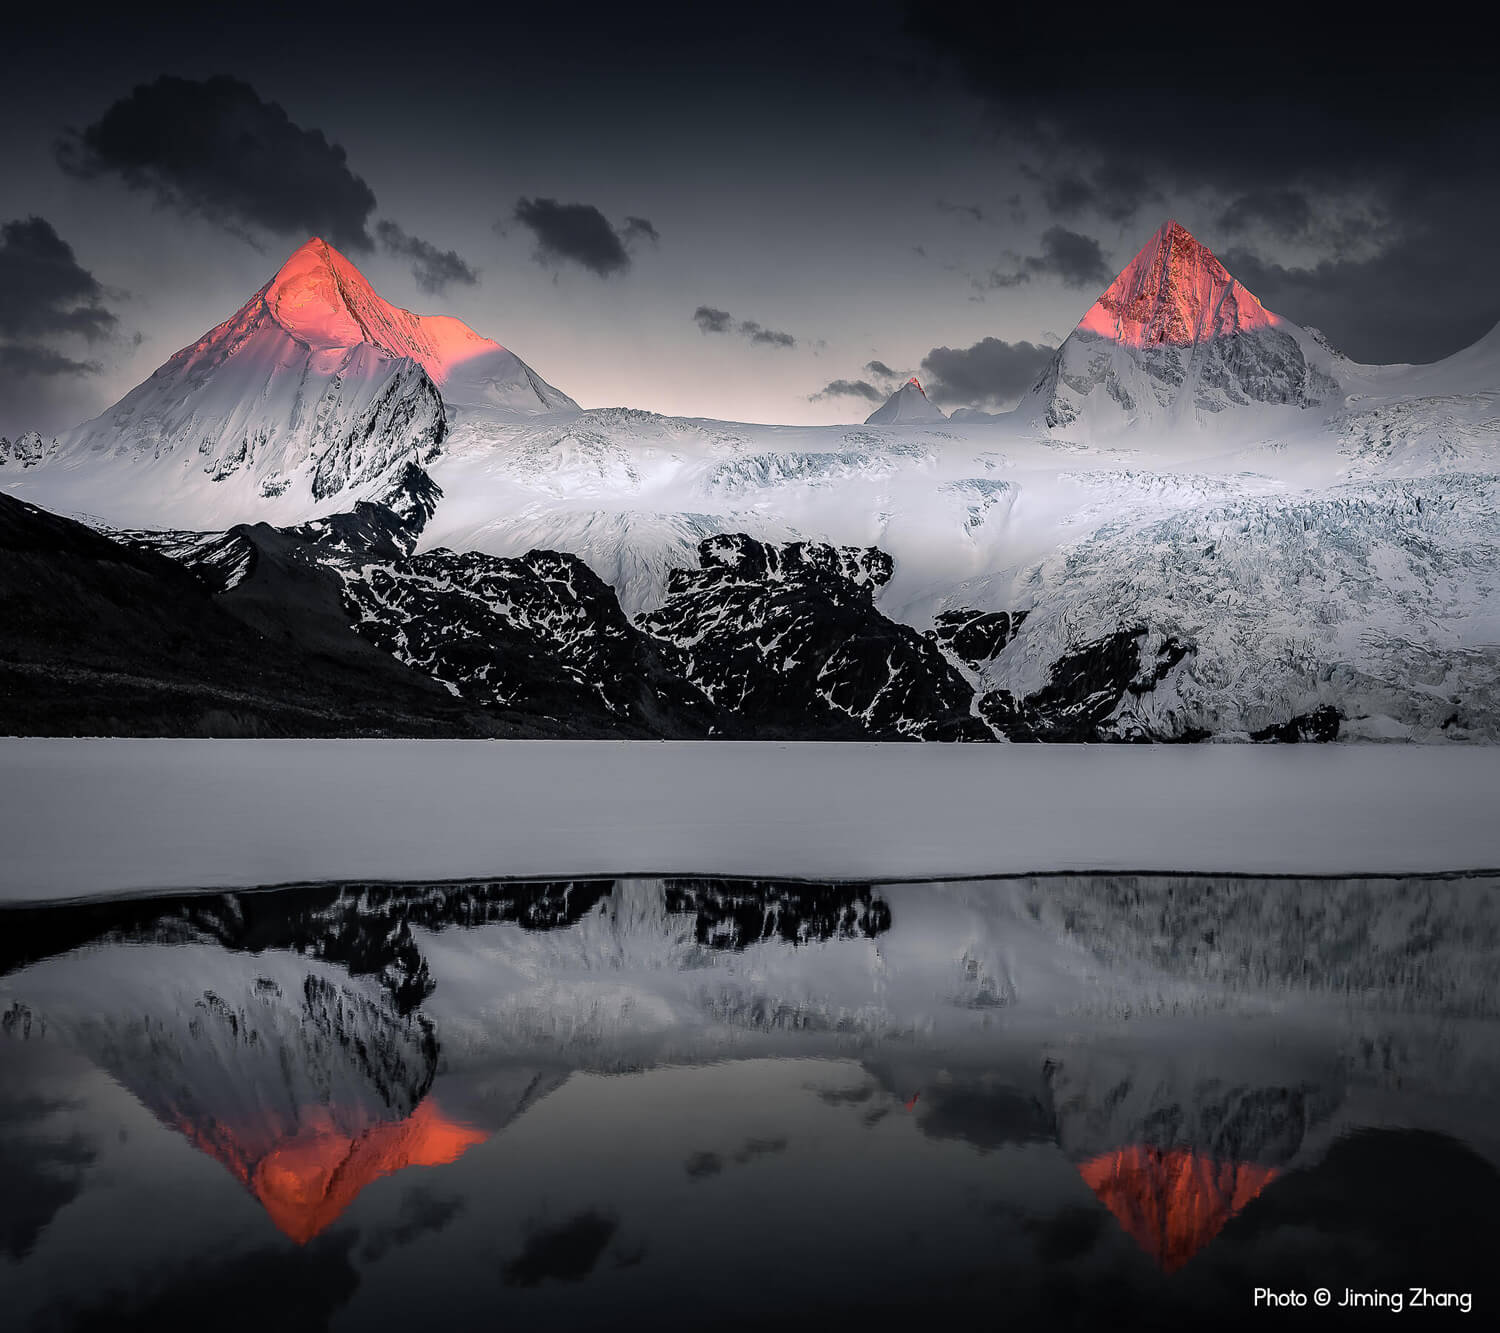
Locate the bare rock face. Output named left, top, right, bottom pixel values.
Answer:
left=0, top=431, right=56, bottom=467
left=640, top=533, right=991, bottom=740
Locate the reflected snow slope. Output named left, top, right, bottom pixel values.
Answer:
left=2, top=879, right=1496, bottom=1330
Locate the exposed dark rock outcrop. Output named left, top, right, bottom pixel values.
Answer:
left=0, top=490, right=506, bottom=738
left=979, top=625, right=1198, bottom=742
left=663, top=881, right=893, bottom=949
left=929, top=607, right=1028, bottom=669
left=1251, top=706, right=1341, bottom=743
left=640, top=534, right=992, bottom=740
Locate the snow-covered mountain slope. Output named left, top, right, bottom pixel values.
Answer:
left=12, top=238, right=574, bottom=529
left=866, top=377, right=947, bottom=424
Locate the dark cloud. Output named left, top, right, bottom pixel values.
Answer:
left=1037, top=163, right=1158, bottom=224
left=739, top=320, right=796, bottom=348
left=57, top=76, right=377, bottom=252
left=864, top=360, right=900, bottom=381
left=694, top=306, right=733, bottom=334
left=621, top=216, right=661, bottom=246
left=913, top=1084, right=1053, bottom=1152
left=984, top=226, right=1111, bottom=290
left=0, top=1099, right=94, bottom=1260
left=0, top=217, right=116, bottom=416
left=511, top=198, right=653, bottom=277
left=919, top=336, right=1055, bottom=409
left=809, top=378, right=886, bottom=404
left=360, top=1186, right=466, bottom=1262
left=906, top=4, right=1500, bottom=362
left=937, top=199, right=986, bottom=223
left=693, top=306, right=798, bottom=348
left=66, top=1234, right=360, bottom=1332
left=684, top=1150, right=723, bottom=1178
left=0, top=217, right=117, bottom=343
left=1217, top=189, right=1315, bottom=241
left=0, top=344, right=102, bottom=377
left=1222, top=219, right=1500, bottom=364
left=503, top=1211, right=618, bottom=1287
left=374, top=222, right=478, bottom=295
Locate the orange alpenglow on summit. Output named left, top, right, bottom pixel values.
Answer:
left=1075, top=220, right=1280, bottom=349
left=174, top=1099, right=488, bottom=1245
left=1077, top=1145, right=1279, bottom=1272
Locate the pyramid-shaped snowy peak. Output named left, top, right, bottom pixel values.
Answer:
left=41, top=238, right=577, bottom=526
left=258, top=239, right=566, bottom=408
left=1075, top=220, right=1280, bottom=348
left=1023, top=220, right=1339, bottom=433
left=865, top=377, right=948, bottom=424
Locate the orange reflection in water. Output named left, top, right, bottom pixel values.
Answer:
left=1078, top=1146, right=1278, bottom=1272
left=174, top=1100, right=487, bottom=1244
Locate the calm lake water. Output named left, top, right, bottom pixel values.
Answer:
left=2, top=878, right=1496, bottom=1330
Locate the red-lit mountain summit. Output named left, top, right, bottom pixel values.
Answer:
left=45, top=238, right=576, bottom=521
left=1077, top=220, right=1280, bottom=349
left=1027, top=220, right=1338, bottom=434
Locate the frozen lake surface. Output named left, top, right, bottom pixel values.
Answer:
left=2, top=739, right=1500, bottom=902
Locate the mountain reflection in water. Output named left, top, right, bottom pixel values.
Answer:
left=1078, top=1147, right=1279, bottom=1272
left=1, top=875, right=1497, bottom=1330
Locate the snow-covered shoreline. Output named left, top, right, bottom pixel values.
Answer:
left=2, top=739, right=1498, bottom=903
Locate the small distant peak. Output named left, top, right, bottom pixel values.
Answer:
left=865, top=375, right=947, bottom=424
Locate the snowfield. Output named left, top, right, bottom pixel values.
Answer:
left=1, top=739, right=1498, bottom=902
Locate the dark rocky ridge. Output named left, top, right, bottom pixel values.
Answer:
left=0, top=489, right=511, bottom=739
left=640, top=534, right=992, bottom=740
left=979, top=626, right=1201, bottom=742
left=7, top=471, right=1335, bottom=741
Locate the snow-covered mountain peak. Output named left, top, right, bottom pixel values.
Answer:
left=1077, top=219, right=1279, bottom=350
left=262, top=237, right=518, bottom=393
left=866, top=376, right=948, bottom=425
left=1023, top=219, right=1339, bottom=435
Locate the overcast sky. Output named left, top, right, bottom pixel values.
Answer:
left=3, top=1, right=1497, bottom=437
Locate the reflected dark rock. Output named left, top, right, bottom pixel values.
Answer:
left=662, top=881, right=891, bottom=949
left=0, top=880, right=616, bottom=1013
